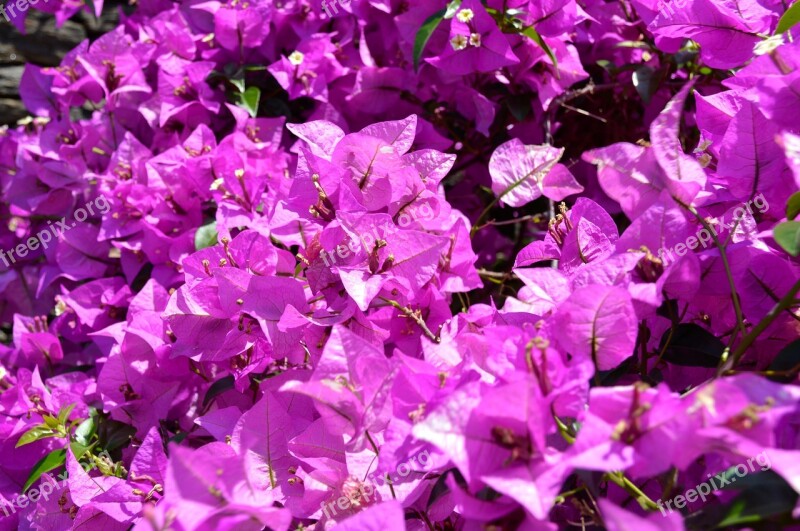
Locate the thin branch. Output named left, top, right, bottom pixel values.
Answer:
left=723, top=362, right=800, bottom=378
left=485, top=214, right=544, bottom=227
left=365, top=430, right=396, bottom=500
left=718, top=278, right=800, bottom=375
left=544, top=82, right=618, bottom=145
left=378, top=297, right=441, bottom=343
left=674, top=197, right=747, bottom=343
left=477, top=269, right=513, bottom=280
left=560, top=103, right=608, bottom=123
left=605, top=472, right=659, bottom=511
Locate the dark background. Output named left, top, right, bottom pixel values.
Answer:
left=0, top=1, right=129, bottom=125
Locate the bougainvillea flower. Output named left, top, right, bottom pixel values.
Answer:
left=1, top=0, right=800, bottom=529
left=427, top=0, right=520, bottom=75
left=489, top=139, right=583, bottom=206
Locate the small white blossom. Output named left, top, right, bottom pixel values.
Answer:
left=54, top=297, right=67, bottom=316
left=753, top=34, right=784, bottom=56
left=783, top=132, right=800, bottom=165
left=288, top=51, right=305, bottom=65
left=451, top=35, right=468, bottom=51
left=456, top=8, right=474, bottom=23
left=469, top=33, right=482, bottom=47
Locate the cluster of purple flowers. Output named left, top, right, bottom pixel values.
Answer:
left=1, top=0, right=800, bottom=529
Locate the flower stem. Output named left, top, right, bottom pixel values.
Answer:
left=718, top=277, right=800, bottom=375
left=605, top=471, right=659, bottom=511
left=674, top=198, right=747, bottom=342
left=378, top=297, right=441, bottom=343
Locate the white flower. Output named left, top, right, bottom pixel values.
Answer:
left=288, top=51, right=305, bottom=66
left=783, top=132, right=800, bottom=164
left=469, top=33, right=481, bottom=47
left=753, top=34, right=784, bottom=56
left=456, top=8, right=474, bottom=23
left=54, top=297, right=67, bottom=316
left=450, top=35, right=468, bottom=51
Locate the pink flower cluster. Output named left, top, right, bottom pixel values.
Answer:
left=1, top=0, right=800, bottom=530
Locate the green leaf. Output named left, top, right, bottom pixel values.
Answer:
left=658, top=323, right=725, bottom=368
left=236, top=86, right=261, bottom=118
left=202, top=375, right=235, bottom=408
left=16, top=425, right=59, bottom=448
left=97, top=419, right=136, bottom=452
left=717, top=471, right=798, bottom=527
left=42, top=415, right=60, bottom=430
left=776, top=2, right=800, bottom=34
left=673, top=42, right=700, bottom=67
left=521, top=26, right=560, bottom=79
left=194, top=222, right=219, bottom=251
left=598, top=357, right=635, bottom=386
left=787, top=191, right=800, bottom=220
left=444, top=0, right=462, bottom=19
left=207, top=70, right=224, bottom=82
left=506, top=95, right=531, bottom=121
left=169, top=431, right=188, bottom=444
left=596, top=60, right=613, bottom=71
left=507, top=18, right=525, bottom=31
left=22, top=449, right=66, bottom=492
left=74, top=417, right=96, bottom=446
left=131, top=262, right=153, bottom=293
left=229, top=69, right=246, bottom=93
left=427, top=468, right=459, bottom=509
left=768, top=338, right=800, bottom=382
left=413, top=9, right=447, bottom=72
left=57, top=403, right=76, bottom=426
left=774, top=221, right=800, bottom=256
left=69, top=440, right=93, bottom=461
left=632, top=66, right=660, bottom=105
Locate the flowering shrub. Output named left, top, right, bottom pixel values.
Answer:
left=2, top=0, right=800, bottom=529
